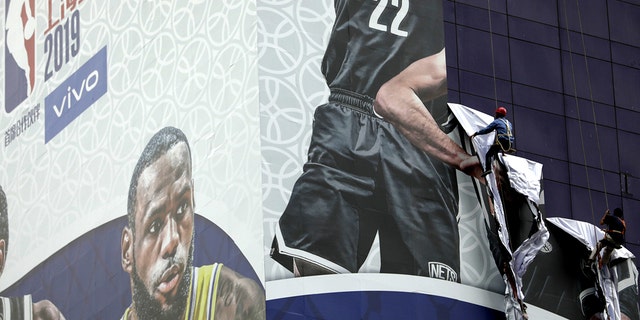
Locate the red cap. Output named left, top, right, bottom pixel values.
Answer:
left=496, top=106, right=507, bottom=116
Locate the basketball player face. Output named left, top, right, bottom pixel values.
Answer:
left=131, top=142, right=195, bottom=320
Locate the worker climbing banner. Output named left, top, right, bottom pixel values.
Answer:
left=524, top=218, right=638, bottom=319
left=1, top=1, right=265, bottom=319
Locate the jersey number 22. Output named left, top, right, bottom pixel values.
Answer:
left=369, top=0, right=409, bottom=37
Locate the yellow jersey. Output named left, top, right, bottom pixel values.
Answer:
left=121, top=263, right=223, bottom=320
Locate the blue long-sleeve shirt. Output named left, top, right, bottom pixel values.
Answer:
left=476, top=118, right=514, bottom=143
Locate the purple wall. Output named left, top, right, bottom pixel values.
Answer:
left=444, top=0, right=640, bottom=260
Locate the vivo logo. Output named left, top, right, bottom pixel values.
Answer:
left=45, top=46, right=107, bottom=143
left=52, top=70, right=99, bottom=118
left=428, top=262, right=458, bottom=282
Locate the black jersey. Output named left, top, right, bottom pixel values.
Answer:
left=322, top=0, right=445, bottom=99
left=603, top=214, right=625, bottom=235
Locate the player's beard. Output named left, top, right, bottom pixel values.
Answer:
left=131, top=236, right=194, bottom=320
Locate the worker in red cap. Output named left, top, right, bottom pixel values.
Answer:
left=471, top=106, right=515, bottom=176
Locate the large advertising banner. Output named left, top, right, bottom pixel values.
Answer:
left=258, top=0, right=511, bottom=318
left=257, top=0, right=491, bottom=275
left=259, top=1, right=639, bottom=320
left=2, top=1, right=265, bottom=319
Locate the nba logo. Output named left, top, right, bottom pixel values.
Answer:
left=5, top=0, right=36, bottom=113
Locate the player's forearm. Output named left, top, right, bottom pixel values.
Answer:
left=374, top=84, right=470, bottom=171
left=373, top=48, right=476, bottom=171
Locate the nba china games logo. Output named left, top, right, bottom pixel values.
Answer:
left=5, top=0, right=36, bottom=113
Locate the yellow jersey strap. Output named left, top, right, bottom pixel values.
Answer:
left=185, top=263, right=223, bottom=320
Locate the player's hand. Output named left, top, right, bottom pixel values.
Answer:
left=459, top=155, right=485, bottom=184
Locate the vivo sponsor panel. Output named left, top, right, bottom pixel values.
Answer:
left=259, top=1, right=639, bottom=320
left=2, top=1, right=264, bottom=319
